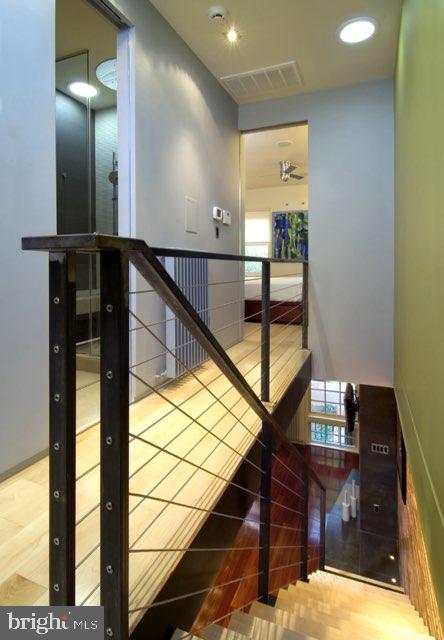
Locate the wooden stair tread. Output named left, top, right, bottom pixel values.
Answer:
left=278, top=588, right=431, bottom=639
left=312, top=570, right=407, bottom=601
left=288, top=583, right=425, bottom=631
left=229, top=609, right=319, bottom=640
left=293, top=580, right=419, bottom=618
left=310, top=572, right=411, bottom=606
left=201, top=624, right=253, bottom=640
left=249, top=600, right=373, bottom=640
left=321, top=568, right=405, bottom=594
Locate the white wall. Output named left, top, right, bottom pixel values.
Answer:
left=0, top=0, right=56, bottom=476
left=109, top=0, right=242, bottom=391
left=240, top=80, right=394, bottom=386
left=245, top=184, right=308, bottom=212
left=0, top=0, right=241, bottom=472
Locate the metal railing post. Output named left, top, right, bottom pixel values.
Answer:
left=258, top=420, right=272, bottom=604
left=320, top=487, right=326, bottom=570
left=49, top=251, right=77, bottom=605
left=261, top=261, right=271, bottom=402
left=302, top=262, right=309, bottom=349
left=100, top=250, right=129, bottom=640
left=300, top=464, right=309, bottom=581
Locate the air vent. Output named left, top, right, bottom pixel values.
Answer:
left=220, top=61, right=303, bottom=102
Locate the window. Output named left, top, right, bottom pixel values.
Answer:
left=310, top=422, right=355, bottom=448
left=310, top=380, right=349, bottom=416
left=245, top=243, right=269, bottom=274
left=245, top=212, right=271, bottom=274
left=308, top=379, right=357, bottom=450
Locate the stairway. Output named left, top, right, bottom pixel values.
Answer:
left=173, top=570, right=434, bottom=640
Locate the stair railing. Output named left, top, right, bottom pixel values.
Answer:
left=22, top=233, right=324, bottom=640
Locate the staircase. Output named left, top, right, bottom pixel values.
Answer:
left=173, top=570, right=434, bottom=640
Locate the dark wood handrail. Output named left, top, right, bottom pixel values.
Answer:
left=22, top=233, right=308, bottom=264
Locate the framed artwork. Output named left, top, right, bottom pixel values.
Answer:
left=272, top=210, right=308, bottom=260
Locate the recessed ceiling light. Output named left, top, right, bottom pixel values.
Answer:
left=276, top=140, right=293, bottom=148
left=68, top=81, right=98, bottom=98
left=96, top=58, right=117, bottom=91
left=338, top=17, right=377, bottom=44
left=389, top=554, right=396, bottom=561
left=227, top=27, right=239, bottom=43
left=391, top=577, right=397, bottom=584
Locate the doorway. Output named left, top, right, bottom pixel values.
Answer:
left=55, top=0, right=121, bottom=428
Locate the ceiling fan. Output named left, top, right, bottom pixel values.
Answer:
left=279, top=160, right=304, bottom=182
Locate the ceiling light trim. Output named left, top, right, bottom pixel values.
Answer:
left=337, top=17, right=378, bottom=45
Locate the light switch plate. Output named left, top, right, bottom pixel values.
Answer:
left=222, top=210, right=232, bottom=225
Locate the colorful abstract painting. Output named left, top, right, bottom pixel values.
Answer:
left=272, top=210, right=308, bottom=260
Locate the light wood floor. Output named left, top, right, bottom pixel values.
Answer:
left=0, top=323, right=308, bottom=631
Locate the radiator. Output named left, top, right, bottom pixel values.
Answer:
left=165, top=257, right=209, bottom=379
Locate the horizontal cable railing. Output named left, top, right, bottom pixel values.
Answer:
left=22, top=233, right=324, bottom=640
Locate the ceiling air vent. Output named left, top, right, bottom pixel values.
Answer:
left=220, top=61, right=303, bottom=102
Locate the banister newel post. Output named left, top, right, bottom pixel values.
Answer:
left=100, top=250, right=130, bottom=640
left=49, top=251, right=77, bottom=605
left=320, top=487, right=326, bottom=570
left=302, top=262, right=309, bottom=349
left=258, top=420, right=272, bottom=604
left=301, top=464, right=309, bottom=581
left=261, top=261, right=271, bottom=402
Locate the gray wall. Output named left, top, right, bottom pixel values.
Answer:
left=0, top=0, right=56, bottom=476
left=239, top=79, right=394, bottom=387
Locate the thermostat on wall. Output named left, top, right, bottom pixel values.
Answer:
left=222, top=210, right=232, bottom=225
left=212, top=206, right=223, bottom=222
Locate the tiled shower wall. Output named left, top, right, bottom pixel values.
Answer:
left=95, top=107, right=117, bottom=234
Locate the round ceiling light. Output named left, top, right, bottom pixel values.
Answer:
left=96, top=58, right=117, bottom=91
left=338, top=17, right=377, bottom=44
left=276, top=140, right=293, bottom=148
left=67, top=81, right=98, bottom=98
left=226, top=27, right=239, bottom=43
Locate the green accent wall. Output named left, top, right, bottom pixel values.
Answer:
left=395, top=0, right=444, bottom=623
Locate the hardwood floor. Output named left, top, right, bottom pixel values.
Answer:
left=0, top=323, right=307, bottom=632
left=296, top=445, right=359, bottom=515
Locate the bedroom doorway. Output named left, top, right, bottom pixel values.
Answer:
left=241, top=123, right=308, bottom=325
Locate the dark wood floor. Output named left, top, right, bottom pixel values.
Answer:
left=296, top=444, right=359, bottom=516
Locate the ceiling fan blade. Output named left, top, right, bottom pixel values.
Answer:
left=290, top=173, right=304, bottom=180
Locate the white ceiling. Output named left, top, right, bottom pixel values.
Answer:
left=150, top=0, right=403, bottom=104
left=56, top=0, right=117, bottom=110
left=244, top=124, right=308, bottom=189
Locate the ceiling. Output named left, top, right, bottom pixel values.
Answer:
left=244, top=124, right=308, bottom=190
left=150, top=0, right=403, bottom=104
left=56, top=0, right=117, bottom=110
